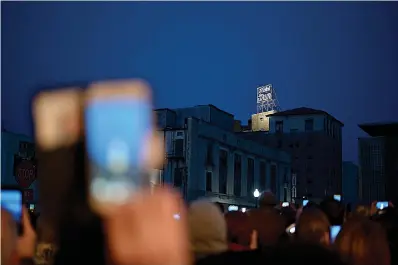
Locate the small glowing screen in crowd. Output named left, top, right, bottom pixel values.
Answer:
left=228, top=205, right=239, bottom=211
left=303, top=200, right=309, bottom=207
left=333, top=194, right=341, bottom=201
left=241, top=207, right=246, bottom=213
left=282, top=202, right=289, bottom=207
left=376, top=201, right=388, bottom=210
left=286, top=224, right=296, bottom=234
left=330, top=225, right=341, bottom=242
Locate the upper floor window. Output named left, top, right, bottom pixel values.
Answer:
left=276, top=121, right=284, bottom=133
left=305, top=119, right=314, bottom=132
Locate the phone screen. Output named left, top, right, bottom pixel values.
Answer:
left=86, top=97, right=153, bottom=204
left=1, top=189, right=23, bottom=223
left=330, top=225, right=341, bottom=243
left=282, top=202, right=289, bottom=207
left=333, top=194, right=341, bottom=201
left=303, top=200, right=309, bottom=207
left=376, top=201, right=388, bottom=210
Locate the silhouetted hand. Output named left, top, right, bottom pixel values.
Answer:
left=102, top=187, right=190, bottom=265
left=17, top=207, right=37, bottom=259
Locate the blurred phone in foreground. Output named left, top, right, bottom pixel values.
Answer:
left=1, top=187, right=23, bottom=234
left=282, top=202, right=289, bottom=207
left=330, top=225, right=341, bottom=243
left=303, top=200, right=309, bottom=207
left=85, top=80, right=163, bottom=211
left=376, top=201, right=388, bottom=210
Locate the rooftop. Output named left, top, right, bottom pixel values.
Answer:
left=358, top=122, right=398, bottom=137
left=267, top=107, right=344, bottom=126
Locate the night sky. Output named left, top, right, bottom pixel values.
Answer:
left=2, top=2, right=398, bottom=162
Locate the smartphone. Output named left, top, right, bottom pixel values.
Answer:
left=282, top=202, right=289, bottom=207
left=29, top=204, right=35, bottom=211
left=333, top=194, right=341, bottom=202
left=286, top=223, right=295, bottom=234
left=330, top=225, right=341, bottom=243
left=303, top=200, right=309, bottom=207
left=1, top=187, right=23, bottom=234
left=376, top=201, right=389, bottom=210
left=85, top=80, right=162, bottom=209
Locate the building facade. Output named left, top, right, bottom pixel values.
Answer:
left=155, top=105, right=291, bottom=208
left=238, top=107, right=343, bottom=203
left=358, top=123, right=398, bottom=204
left=1, top=131, right=38, bottom=203
left=342, top=161, right=359, bottom=205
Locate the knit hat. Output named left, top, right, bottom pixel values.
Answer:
left=187, top=199, right=228, bottom=255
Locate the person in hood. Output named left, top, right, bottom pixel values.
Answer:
left=188, top=200, right=228, bottom=261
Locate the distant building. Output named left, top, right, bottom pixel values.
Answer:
left=155, top=104, right=291, bottom=209
left=358, top=122, right=398, bottom=204
left=238, top=107, right=343, bottom=203
left=342, top=161, right=359, bottom=205
left=1, top=131, right=38, bottom=203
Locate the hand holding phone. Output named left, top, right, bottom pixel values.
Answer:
left=330, top=225, right=341, bottom=243
left=17, top=207, right=37, bottom=259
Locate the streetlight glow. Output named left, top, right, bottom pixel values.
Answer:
left=253, top=189, right=260, bottom=198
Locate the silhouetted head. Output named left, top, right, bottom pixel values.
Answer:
left=320, top=197, right=344, bottom=225
left=334, top=218, right=390, bottom=265
left=296, top=207, right=331, bottom=246
left=224, top=211, right=251, bottom=246
left=259, top=191, right=277, bottom=208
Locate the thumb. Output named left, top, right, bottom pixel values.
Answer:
left=21, top=207, right=34, bottom=234
left=249, top=230, right=258, bottom=250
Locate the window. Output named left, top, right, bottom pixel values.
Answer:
left=234, top=154, right=242, bottom=196
left=275, top=121, right=284, bottom=133
left=206, top=171, right=212, bottom=192
left=259, top=161, right=267, bottom=191
left=219, top=149, right=228, bottom=194
left=305, top=119, right=314, bottom=132
left=173, top=168, right=183, bottom=187
left=247, top=158, right=255, bottom=195
left=270, top=164, right=277, bottom=194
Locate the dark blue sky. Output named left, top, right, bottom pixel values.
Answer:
left=2, top=2, right=398, bottom=162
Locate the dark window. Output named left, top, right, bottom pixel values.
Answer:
left=275, top=121, right=284, bottom=133
left=219, top=149, right=228, bottom=194
left=234, top=154, right=242, bottom=196
left=206, top=171, right=212, bottom=192
left=270, top=164, right=277, bottom=194
left=247, top=158, right=255, bottom=195
left=305, top=119, right=314, bottom=132
left=259, top=161, right=267, bottom=191
left=284, top=187, right=288, bottom=202
left=173, top=168, right=183, bottom=187
left=174, top=139, right=184, bottom=157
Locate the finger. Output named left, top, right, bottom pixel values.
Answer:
left=250, top=230, right=258, bottom=250
left=21, top=207, right=34, bottom=233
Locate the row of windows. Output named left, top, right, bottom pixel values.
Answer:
left=275, top=119, right=314, bottom=133
left=208, top=150, right=278, bottom=196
